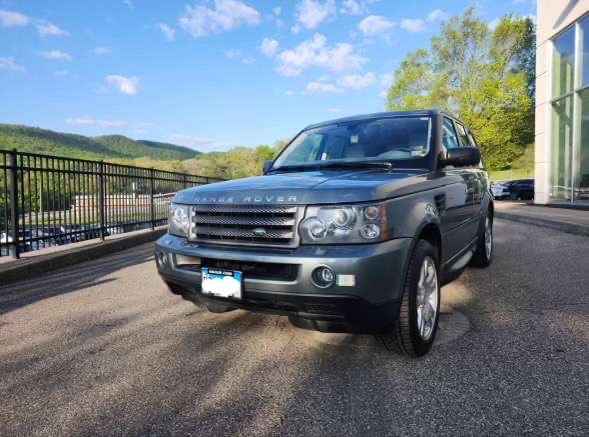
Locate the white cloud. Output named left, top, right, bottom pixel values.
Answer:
left=379, top=72, right=393, bottom=88
left=328, top=107, right=341, bottom=113
left=340, top=0, right=380, bottom=16
left=400, top=18, right=425, bottom=33
left=276, top=33, right=367, bottom=77
left=179, top=0, right=261, bottom=37
left=105, top=74, right=139, bottom=95
left=170, top=134, right=232, bottom=152
left=306, top=81, right=342, bottom=94
left=295, top=0, right=335, bottom=30
left=66, top=117, right=144, bottom=129
left=273, top=7, right=281, bottom=16
left=426, top=9, right=448, bottom=22
left=159, top=23, right=176, bottom=41
left=225, top=49, right=255, bottom=64
left=340, top=0, right=362, bottom=16
left=357, top=15, right=394, bottom=37
left=66, top=117, right=95, bottom=126
left=94, top=47, right=112, bottom=56
left=0, top=57, right=26, bottom=72
left=99, top=120, right=130, bottom=128
left=285, top=90, right=295, bottom=96
left=41, top=50, right=72, bottom=61
left=0, top=10, right=29, bottom=27
left=36, top=22, right=69, bottom=37
left=337, top=72, right=376, bottom=89
left=259, top=38, right=279, bottom=56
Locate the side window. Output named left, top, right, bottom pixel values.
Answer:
left=455, top=122, right=472, bottom=147
left=442, top=117, right=460, bottom=149
left=468, top=132, right=478, bottom=148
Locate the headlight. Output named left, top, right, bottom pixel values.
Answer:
left=168, top=203, right=191, bottom=237
left=300, top=204, right=388, bottom=244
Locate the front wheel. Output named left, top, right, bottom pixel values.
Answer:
left=381, top=240, right=441, bottom=357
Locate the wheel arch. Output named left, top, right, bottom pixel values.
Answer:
left=415, top=221, right=442, bottom=264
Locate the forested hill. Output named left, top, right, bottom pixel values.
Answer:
left=0, top=124, right=201, bottom=161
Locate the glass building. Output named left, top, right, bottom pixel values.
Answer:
left=536, top=0, right=589, bottom=206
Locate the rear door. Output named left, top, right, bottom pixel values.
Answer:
left=439, top=117, right=474, bottom=259
left=454, top=121, right=482, bottom=238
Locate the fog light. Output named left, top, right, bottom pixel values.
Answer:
left=311, top=265, right=335, bottom=288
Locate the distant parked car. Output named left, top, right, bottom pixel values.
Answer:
left=491, top=182, right=507, bottom=199
left=503, top=179, right=535, bottom=200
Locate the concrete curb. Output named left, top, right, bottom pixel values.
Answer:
left=0, top=228, right=165, bottom=287
left=495, top=211, right=589, bottom=237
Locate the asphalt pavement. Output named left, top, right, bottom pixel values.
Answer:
left=0, top=219, right=588, bottom=436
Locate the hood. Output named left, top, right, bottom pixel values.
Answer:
left=173, top=169, right=433, bottom=205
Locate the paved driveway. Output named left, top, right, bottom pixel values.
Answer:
left=0, top=219, right=588, bottom=436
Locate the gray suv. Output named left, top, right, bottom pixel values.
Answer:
left=155, top=110, right=494, bottom=357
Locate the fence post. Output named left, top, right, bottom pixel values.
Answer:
left=150, top=168, right=155, bottom=230
left=183, top=173, right=188, bottom=189
left=98, top=161, right=105, bottom=241
left=9, top=149, right=20, bottom=259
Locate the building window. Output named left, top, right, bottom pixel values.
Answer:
left=549, top=18, right=589, bottom=204
left=552, top=28, right=575, bottom=98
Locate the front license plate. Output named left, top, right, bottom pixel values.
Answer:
left=201, top=268, right=242, bottom=299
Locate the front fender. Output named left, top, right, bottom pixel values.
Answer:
left=384, top=190, right=442, bottom=239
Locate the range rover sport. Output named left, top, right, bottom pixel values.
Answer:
left=155, top=110, right=494, bottom=357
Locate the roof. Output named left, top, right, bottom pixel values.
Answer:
left=305, top=109, right=459, bottom=130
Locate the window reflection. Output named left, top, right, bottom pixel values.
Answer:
left=553, top=28, right=575, bottom=98
left=550, top=96, right=573, bottom=201
left=576, top=89, right=589, bottom=203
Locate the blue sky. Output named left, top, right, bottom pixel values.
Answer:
left=0, top=0, right=536, bottom=152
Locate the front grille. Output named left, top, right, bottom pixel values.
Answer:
left=191, top=204, right=301, bottom=247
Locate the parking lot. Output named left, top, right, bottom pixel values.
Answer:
left=0, top=219, right=588, bottom=436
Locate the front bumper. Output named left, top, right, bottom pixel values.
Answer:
left=155, top=234, right=413, bottom=333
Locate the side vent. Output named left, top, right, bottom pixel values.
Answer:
left=434, top=194, right=446, bottom=214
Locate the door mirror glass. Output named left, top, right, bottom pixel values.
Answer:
left=439, top=147, right=481, bottom=168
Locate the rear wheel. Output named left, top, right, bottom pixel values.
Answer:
left=510, top=192, right=519, bottom=201
left=470, top=213, right=493, bottom=268
left=381, top=240, right=440, bottom=357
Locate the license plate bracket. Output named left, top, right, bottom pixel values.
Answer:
left=201, top=267, right=242, bottom=299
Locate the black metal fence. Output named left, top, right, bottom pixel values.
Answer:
left=0, top=149, right=223, bottom=259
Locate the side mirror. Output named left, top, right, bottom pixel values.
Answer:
left=262, top=160, right=273, bottom=174
left=439, top=147, right=481, bottom=168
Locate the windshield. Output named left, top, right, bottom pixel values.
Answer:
left=272, top=116, right=432, bottom=170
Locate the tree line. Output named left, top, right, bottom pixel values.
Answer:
left=386, top=7, right=535, bottom=170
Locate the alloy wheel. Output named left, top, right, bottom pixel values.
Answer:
left=416, top=256, right=439, bottom=340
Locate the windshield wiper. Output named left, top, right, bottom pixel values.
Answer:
left=269, top=161, right=393, bottom=173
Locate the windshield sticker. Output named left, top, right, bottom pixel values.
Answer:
left=351, top=134, right=359, bottom=144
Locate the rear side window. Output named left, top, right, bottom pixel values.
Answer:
left=442, top=117, right=460, bottom=149
left=455, top=122, right=472, bottom=147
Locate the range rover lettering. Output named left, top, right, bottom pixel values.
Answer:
left=155, top=110, right=494, bottom=357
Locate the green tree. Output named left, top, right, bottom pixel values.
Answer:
left=386, top=7, right=535, bottom=170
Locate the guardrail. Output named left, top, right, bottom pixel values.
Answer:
left=0, top=149, right=223, bottom=259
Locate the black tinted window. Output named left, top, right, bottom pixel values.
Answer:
left=442, top=117, right=460, bottom=149
left=455, top=123, right=472, bottom=147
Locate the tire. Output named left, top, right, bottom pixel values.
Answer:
left=381, top=240, right=441, bottom=357
left=510, top=192, right=519, bottom=201
left=470, top=211, right=493, bottom=268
